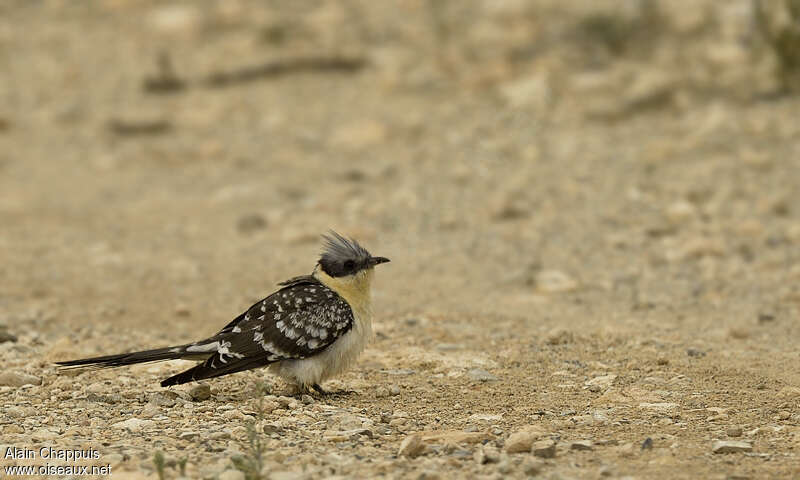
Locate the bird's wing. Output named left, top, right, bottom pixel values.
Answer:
left=161, top=278, right=354, bottom=386
left=225, top=277, right=355, bottom=359
left=216, top=275, right=317, bottom=335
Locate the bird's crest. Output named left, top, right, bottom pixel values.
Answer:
left=321, top=230, right=371, bottom=264
left=318, top=231, right=372, bottom=277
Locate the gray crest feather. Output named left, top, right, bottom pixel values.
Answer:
left=321, top=231, right=370, bottom=263
left=318, top=231, right=372, bottom=277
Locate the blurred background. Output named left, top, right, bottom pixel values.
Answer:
left=1, top=0, right=799, bottom=355
left=2, top=2, right=800, bottom=477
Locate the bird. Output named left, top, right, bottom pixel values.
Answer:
left=56, top=231, right=390, bottom=394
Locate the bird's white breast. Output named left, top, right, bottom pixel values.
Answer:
left=268, top=268, right=374, bottom=388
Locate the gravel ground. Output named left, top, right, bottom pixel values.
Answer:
left=2, top=1, right=800, bottom=479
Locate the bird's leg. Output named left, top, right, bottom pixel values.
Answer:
left=312, top=383, right=328, bottom=396
left=312, top=383, right=357, bottom=397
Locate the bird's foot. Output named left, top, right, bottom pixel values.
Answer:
left=311, top=383, right=327, bottom=395
left=311, top=384, right=357, bottom=397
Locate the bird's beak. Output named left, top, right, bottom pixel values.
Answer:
left=369, top=256, right=390, bottom=266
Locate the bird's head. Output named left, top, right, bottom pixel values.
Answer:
left=317, top=231, right=390, bottom=281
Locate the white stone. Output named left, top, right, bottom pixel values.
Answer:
left=585, top=374, right=617, bottom=389
left=499, top=73, right=550, bottom=109
left=0, top=372, right=41, bottom=387
left=665, top=200, right=696, bottom=224
left=638, top=402, right=680, bottom=412
left=532, top=439, right=556, bottom=458
left=398, top=434, right=425, bottom=458
left=571, top=440, right=594, bottom=451
left=112, top=418, right=155, bottom=432
left=712, top=440, right=752, bottom=454
left=468, top=413, right=503, bottom=422
left=505, top=426, right=546, bottom=453
left=535, top=270, right=578, bottom=293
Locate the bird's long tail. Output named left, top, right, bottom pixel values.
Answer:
left=55, top=344, right=206, bottom=370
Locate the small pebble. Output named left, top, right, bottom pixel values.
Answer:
left=398, top=434, right=425, bottom=458
left=260, top=400, right=279, bottom=413
left=466, top=368, right=498, bottom=382
left=618, top=442, right=636, bottom=457
left=571, top=440, right=594, bottom=451
left=757, top=313, right=775, bottom=324
left=728, top=327, right=750, bottom=340
left=585, top=374, right=617, bottom=390
left=665, top=200, right=696, bottom=224
left=0, top=328, right=17, bottom=343
left=4, top=425, right=24, bottom=434
left=505, top=426, right=545, bottom=453
left=535, top=270, right=578, bottom=293
left=149, top=391, right=178, bottom=407
left=6, top=406, right=28, bottom=418
left=468, top=413, right=503, bottom=422
left=712, top=440, right=752, bottom=454
left=726, top=427, right=743, bottom=437
left=545, top=328, right=573, bottom=345
left=531, top=439, right=556, bottom=458
left=0, top=372, right=42, bottom=387
left=188, top=384, right=211, bottom=401
left=112, top=418, right=154, bottom=432
left=595, top=439, right=619, bottom=446
left=262, top=422, right=282, bottom=434
left=179, top=431, right=200, bottom=440
left=375, top=386, right=389, bottom=398
left=86, top=382, right=106, bottom=393
left=140, top=404, right=161, bottom=418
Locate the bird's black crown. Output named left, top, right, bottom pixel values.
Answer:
left=318, top=231, right=373, bottom=277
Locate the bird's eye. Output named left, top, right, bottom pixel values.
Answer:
left=343, top=259, right=355, bottom=271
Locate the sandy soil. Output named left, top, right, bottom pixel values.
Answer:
left=1, top=1, right=800, bottom=478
